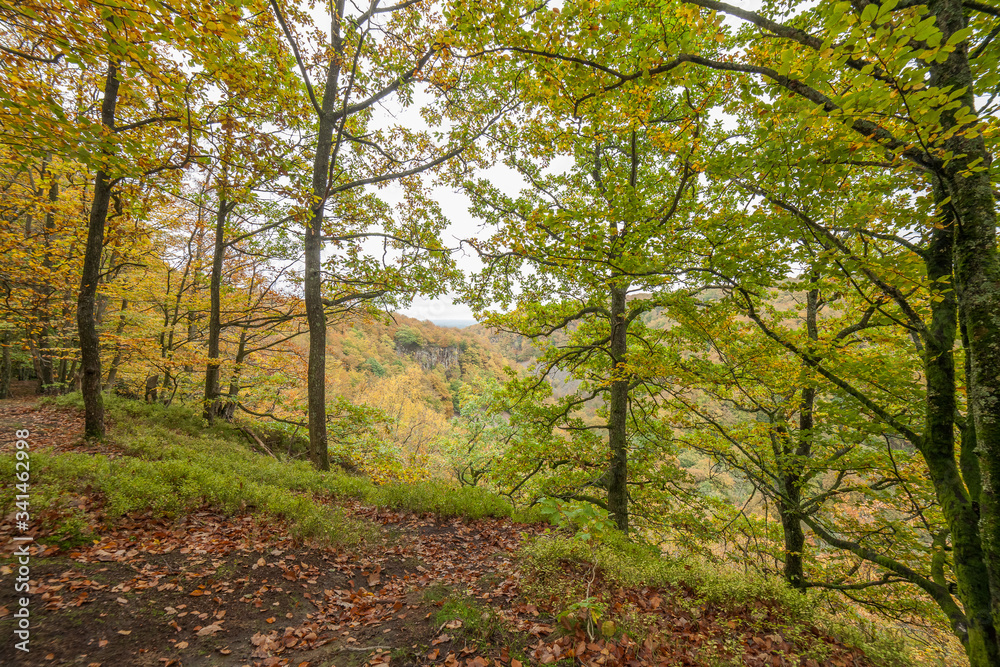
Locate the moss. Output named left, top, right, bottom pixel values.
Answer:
left=519, top=533, right=914, bottom=667
left=434, top=592, right=503, bottom=641
left=11, top=394, right=545, bottom=549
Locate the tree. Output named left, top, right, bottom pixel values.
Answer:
left=269, top=0, right=501, bottom=469
left=0, top=0, right=242, bottom=436
left=462, top=88, right=713, bottom=532
left=452, top=0, right=1000, bottom=660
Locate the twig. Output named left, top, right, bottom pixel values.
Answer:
left=238, top=426, right=278, bottom=460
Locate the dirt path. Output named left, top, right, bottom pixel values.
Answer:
left=0, top=397, right=878, bottom=667
left=0, top=499, right=555, bottom=667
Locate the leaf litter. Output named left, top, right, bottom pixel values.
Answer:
left=0, top=399, right=877, bottom=667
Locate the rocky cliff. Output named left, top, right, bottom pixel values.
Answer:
left=395, top=343, right=460, bottom=370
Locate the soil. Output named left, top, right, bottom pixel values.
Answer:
left=0, top=395, right=879, bottom=667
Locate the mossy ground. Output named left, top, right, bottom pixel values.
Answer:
left=0, top=393, right=922, bottom=666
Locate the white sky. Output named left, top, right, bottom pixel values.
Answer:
left=366, top=0, right=763, bottom=324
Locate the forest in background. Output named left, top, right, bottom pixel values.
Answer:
left=3, top=0, right=1000, bottom=664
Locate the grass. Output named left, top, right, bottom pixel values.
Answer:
left=518, top=531, right=915, bottom=667
left=5, top=393, right=914, bottom=665
left=423, top=584, right=507, bottom=651
left=1, top=393, right=539, bottom=551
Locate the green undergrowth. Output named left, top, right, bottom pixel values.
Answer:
left=424, top=583, right=529, bottom=662
left=427, top=586, right=503, bottom=642
left=1, top=394, right=538, bottom=550
left=519, top=532, right=914, bottom=667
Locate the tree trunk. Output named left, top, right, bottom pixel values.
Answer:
left=607, top=283, right=629, bottom=533
left=35, top=156, right=58, bottom=395
left=220, top=330, right=247, bottom=421
left=78, top=60, right=120, bottom=439
left=303, top=6, right=345, bottom=471
left=925, top=2, right=1000, bottom=658
left=104, top=298, right=128, bottom=391
left=0, top=333, right=11, bottom=399
left=921, top=187, right=999, bottom=663
left=778, top=286, right=818, bottom=591
left=204, top=197, right=228, bottom=422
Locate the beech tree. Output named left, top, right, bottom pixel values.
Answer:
left=451, top=0, right=1000, bottom=660
left=269, top=0, right=503, bottom=469
left=0, top=0, right=249, bottom=437
left=462, top=81, right=715, bottom=532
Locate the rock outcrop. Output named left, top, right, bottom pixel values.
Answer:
left=395, top=343, right=460, bottom=370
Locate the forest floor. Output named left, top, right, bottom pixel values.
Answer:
left=0, top=390, right=881, bottom=667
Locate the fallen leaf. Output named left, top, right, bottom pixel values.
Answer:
left=45, top=654, right=55, bottom=661
left=219, top=648, right=232, bottom=655
left=175, top=641, right=188, bottom=649
left=266, top=617, right=276, bottom=624
left=444, top=619, right=463, bottom=629
left=431, top=633, right=451, bottom=646
left=427, top=648, right=440, bottom=660
left=197, top=624, right=222, bottom=636
left=116, top=597, right=128, bottom=604
left=118, top=630, right=131, bottom=636
left=98, top=639, right=108, bottom=648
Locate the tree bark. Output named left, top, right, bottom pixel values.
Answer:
left=220, top=329, right=247, bottom=421
left=607, top=283, right=629, bottom=533
left=78, top=60, right=120, bottom=439
left=777, top=286, right=818, bottom=591
left=0, top=332, right=11, bottom=399
left=918, top=186, right=998, bottom=662
left=929, top=2, right=1000, bottom=649
left=104, top=298, right=128, bottom=391
left=35, top=156, right=58, bottom=394
left=301, top=2, right=346, bottom=471
left=204, top=196, right=229, bottom=422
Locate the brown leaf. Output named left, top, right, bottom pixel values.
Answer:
left=427, top=648, right=440, bottom=660
left=431, top=633, right=451, bottom=645
left=175, top=641, right=188, bottom=649
left=117, top=630, right=131, bottom=636
left=197, top=624, right=222, bottom=636
left=266, top=617, right=276, bottom=624
left=98, top=639, right=108, bottom=648
left=444, top=619, right=463, bottom=629
left=219, top=648, right=232, bottom=655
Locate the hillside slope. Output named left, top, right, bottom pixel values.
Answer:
left=0, top=395, right=906, bottom=667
